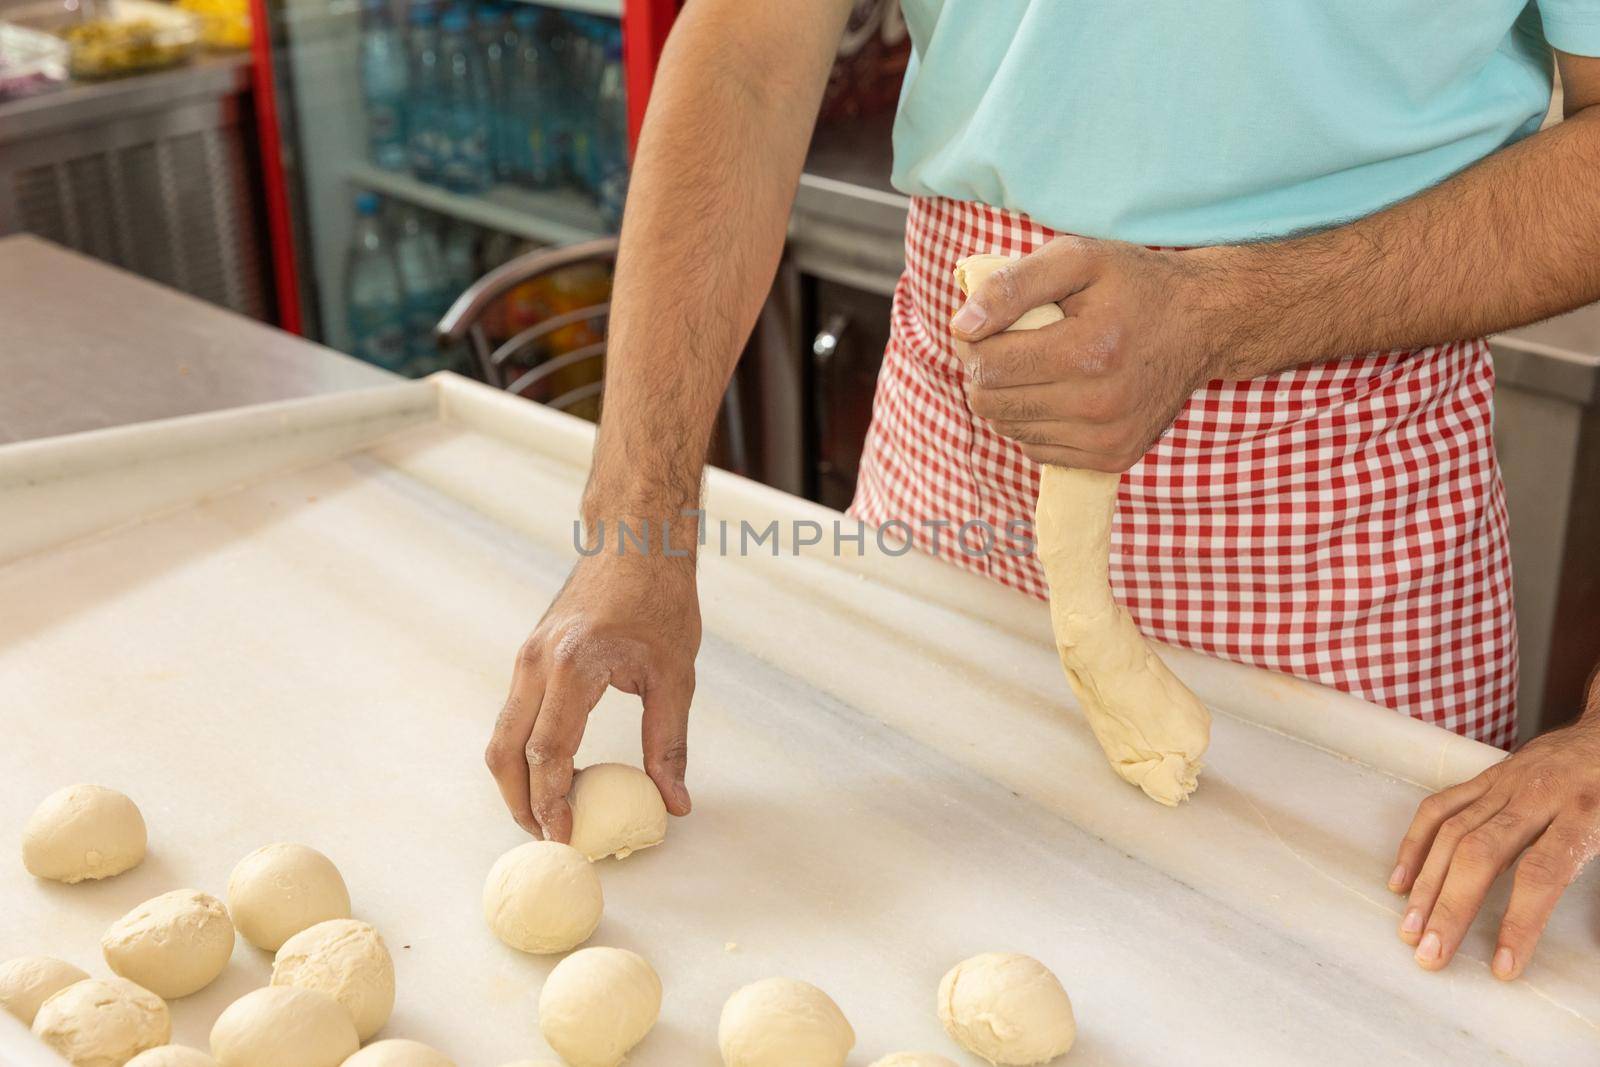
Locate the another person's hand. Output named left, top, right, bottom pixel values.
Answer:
left=485, top=551, right=700, bottom=842
left=949, top=236, right=1228, bottom=472
left=1389, top=672, right=1600, bottom=979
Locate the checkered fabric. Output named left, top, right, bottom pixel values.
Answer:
left=850, top=196, right=1519, bottom=748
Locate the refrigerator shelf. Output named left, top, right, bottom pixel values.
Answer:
left=346, top=161, right=610, bottom=247
left=510, top=0, right=622, bottom=16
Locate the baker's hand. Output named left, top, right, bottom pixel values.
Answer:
left=950, top=237, right=1224, bottom=472
left=485, top=551, right=700, bottom=841
left=1389, top=672, right=1600, bottom=979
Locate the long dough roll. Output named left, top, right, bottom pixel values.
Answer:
left=955, top=254, right=1211, bottom=805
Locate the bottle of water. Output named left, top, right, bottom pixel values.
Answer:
left=406, top=2, right=443, bottom=183
left=345, top=193, right=408, bottom=372
left=563, top=15, right=601, bottom=192
left=478, top=1, right=518, bottom=183
left=594, top=36, right=627, bottom=228
left=508, top=5, right=548, bottom=186
left=440, top=218, right=480, bottom=295
left=438, top=5, right=492, bottom=193
left=359, top=0, right=408, bottom=170
left=393, top=205, right=452, bottom=374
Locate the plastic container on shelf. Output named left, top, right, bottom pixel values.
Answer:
left=393, top=203, right=453, bottom=374
left=593, top=37, right=627, bottom=229
left=477, top=0, right=518, bottom=183
left=49, top=0, right=201, bottom=79
left=0, top=23, right=68, bottom=99
left=507, top=4, right=553, bottom=188
left=436, top=4, right=491, bottom=193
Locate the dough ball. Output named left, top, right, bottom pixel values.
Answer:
left=270, top=918, right=394, bottom=1041
left=341, top=1038, right=455, bottom=1066
left=937, top=953, right=1075, bottom=1066
left=102, top=889, right=235, bottom=999
left=209, top=986, right=357, bottom=1067
left=538, top=946, right=661, bottom=1067
left=22, top=784, right=147, bottom=883
left=869, top=1056, right=959, bottom=1067
left=227, top=843, right=351, bottom=951
left=567, top=764, right=668, bottom=861
left=718, top=977, right=855, bottom=1067
left=31, top=977, right=171, bottom=1067
left=126, top=1046, right=220, bottom=1067
left=0, top=956, right=89, bottom=1025
left=482, top=842, right=602, bottom=954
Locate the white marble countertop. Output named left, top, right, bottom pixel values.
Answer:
left=1, top=377, right=1595, bottom=1066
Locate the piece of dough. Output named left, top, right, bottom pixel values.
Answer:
left=271, top=918, right=394, bottom=1041
left=227, top=843, right=352, bottom=951
left=31, top=977, right=171, bottom=1067
left=341, top=1038, right=455, bottom=1066
left=718, top=977, right=855, bottom=1067
left=538, top=946, right=661, bottom=1067
left=567, top=763, right=668, bottom=861
left=869, top=1056, right=960, bottom=1067
left=954, top=254, right=1212, bottom=805
left=22, top=784, right=147, bottom=883
left=126, top=1046, right=219, bottom=1067
left=482, top=842, right=602, bottom=954
left=937, top=952, right=1075, bottom=1066
left=102, top=889, right=235, bottom=999
left=209, top=986, right=357, bottom=1067
left=0, top=956, right=89, bottom=1025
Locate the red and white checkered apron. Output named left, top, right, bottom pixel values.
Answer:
left=851, top=196, right=1519, bottom=748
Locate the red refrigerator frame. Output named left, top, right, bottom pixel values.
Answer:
left=248, top=0, right=683, bottom=335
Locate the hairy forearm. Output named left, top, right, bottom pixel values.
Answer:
left=582, top=0, right=848, bottom=543
left=1192, top=106, right=1600, bottom=378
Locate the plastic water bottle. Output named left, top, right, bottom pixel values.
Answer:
left=345, top=193, right=407, bottom=371
left=438, top=6, right=492, bottom=192
left=593, top=37, right=627, bottom=228
left=563, top=15, right=602, bottom=192
left=440, top=218, right=480, bottom=295
left=359, top=0, right=408, bottom=170
left=393, top=206, right=452, bottom=373
left=478, top=1, right=519, bottom=182
left=507, top=6, right=549, bottom=186
left=406, top=2, right=443, bottom=182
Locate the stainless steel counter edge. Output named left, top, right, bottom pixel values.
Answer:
left=0, top=53, right=252, bottom=145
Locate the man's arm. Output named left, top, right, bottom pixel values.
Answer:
left=1200, top=50, right=1600, bottom=378
left=485, top=0, right=854, bottom=840
left=949, top=51, right=1600, bottom=473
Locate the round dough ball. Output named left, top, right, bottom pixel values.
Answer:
left=102, top=889, right=235, bottom=999
left=567, top=764, right=668, bottom=861
left=31, top=977, right=171, bottom=1067
left=538, top=946, right=661, bottom=1067
left=270, top=918, right=394, bottom=1041
left=482, top=842, right=602, bottom=954
left=937, top=953, right=1075, bottom=1066
left=127, top=1046, right=220, bottom=1067
left=227, top=843, right=351, bottom=951
left=0, top=956, right=89, bottom=1025
left=718, top=977, right=854, bottom=1067
left=869, top=1056, right=960, bottom=1067
left=210, top=986, right=357, bottom=1067
left=22, top=784, right=147, bottom=883
left=341, top=1039, right=455, bottom=1066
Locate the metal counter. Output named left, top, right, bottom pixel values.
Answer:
left=0, top=234, right=393, bottom=445
left=0, top=54, right=270, bottom=321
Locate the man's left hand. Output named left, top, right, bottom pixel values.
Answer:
left=950, top=236, right=1226, bottom=473
left=1390, top=673, right=1600, bottom=979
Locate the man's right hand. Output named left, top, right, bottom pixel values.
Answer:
left=485, top=551, right=701, bottom=842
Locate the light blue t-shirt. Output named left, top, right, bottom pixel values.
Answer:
left=892, top=2, right=1600, bottom=246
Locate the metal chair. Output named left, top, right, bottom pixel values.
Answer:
left=434, top=237, right=748, bottom=473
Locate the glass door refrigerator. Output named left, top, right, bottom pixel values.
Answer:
left=248, top=0, right=679, bottom=380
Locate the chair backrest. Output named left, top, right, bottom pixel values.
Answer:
left=434, top=236, right=619, bottom=412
